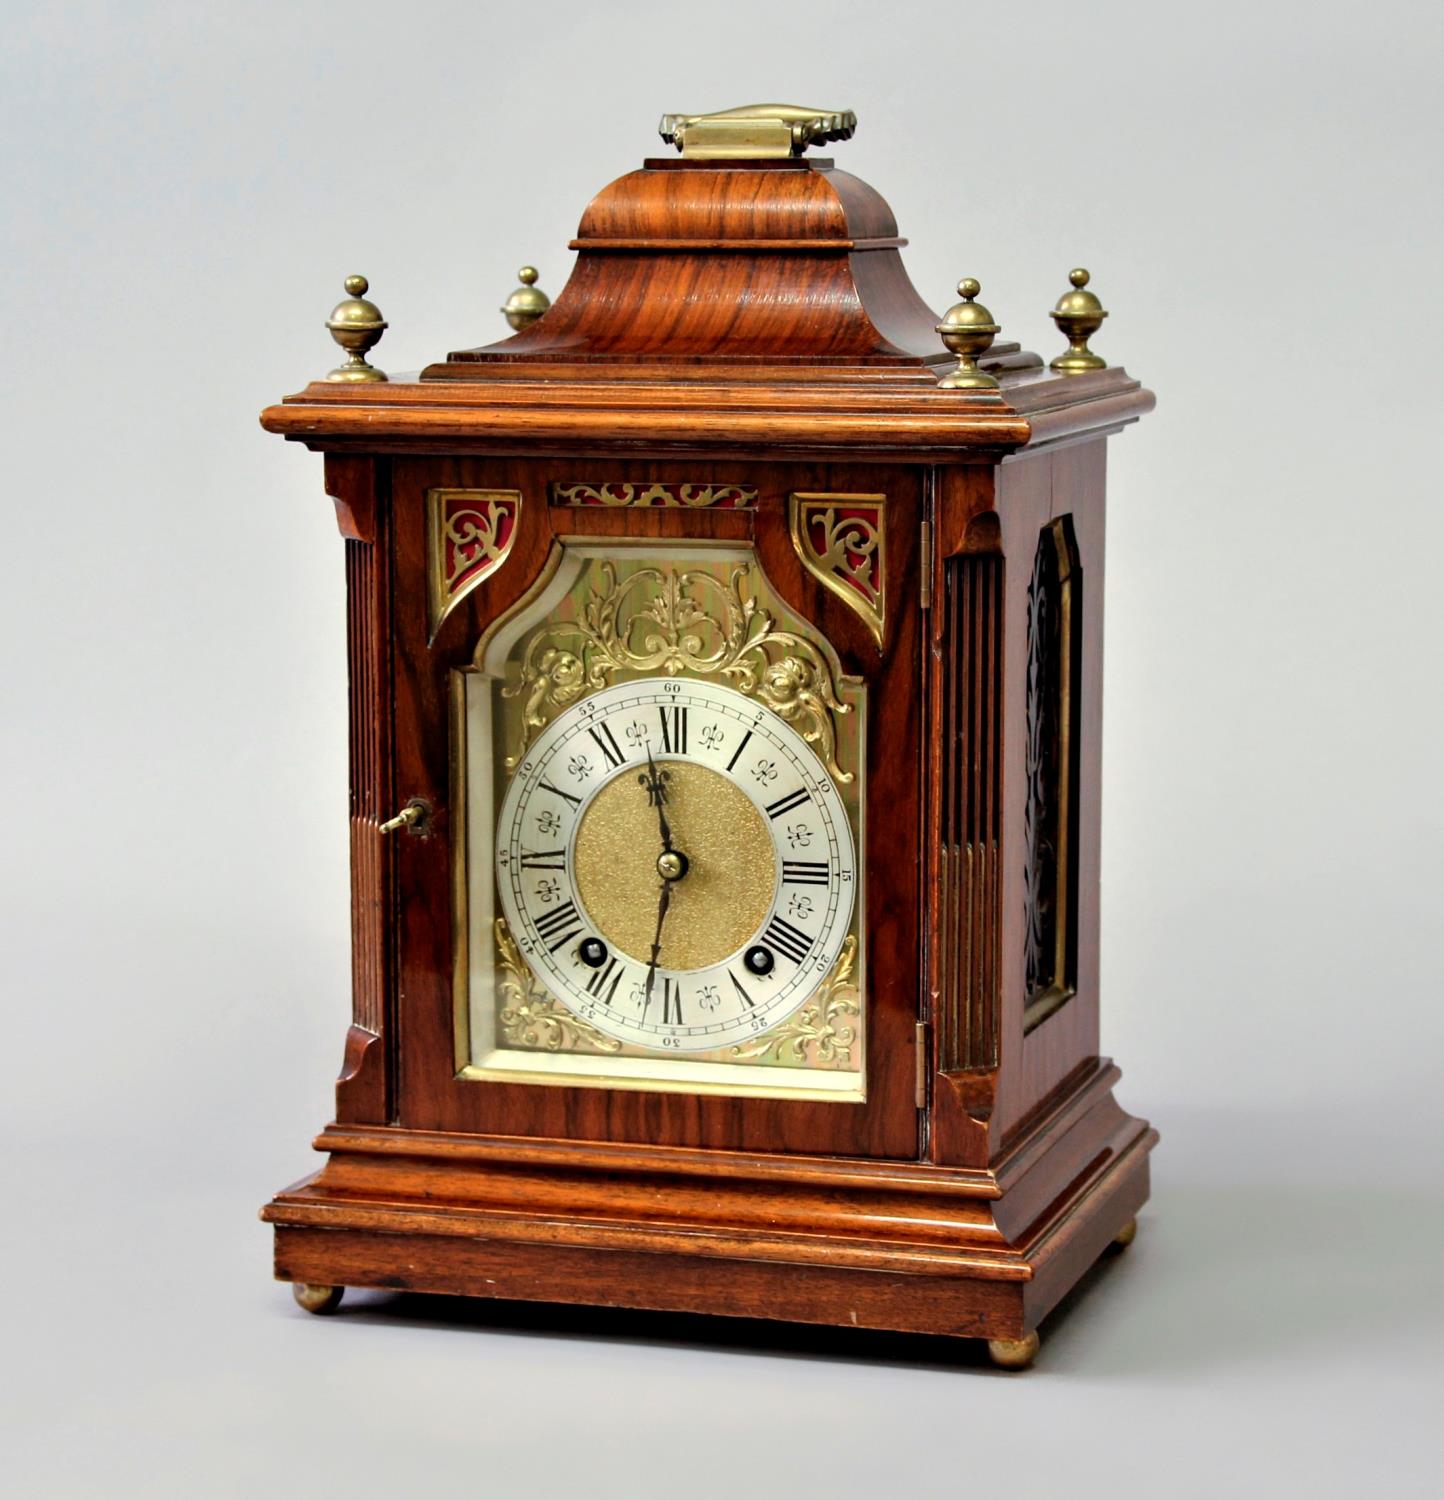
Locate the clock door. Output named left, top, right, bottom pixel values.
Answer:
left=387, top=456, right=925, bottom=1159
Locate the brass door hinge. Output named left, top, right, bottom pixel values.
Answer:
left=915, top=1021, right=930, bottom=1108
left=919, top=521, right=932, bottom=609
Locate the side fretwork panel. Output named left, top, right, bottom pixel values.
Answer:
left=927, top=443, right=1108, bottom=1166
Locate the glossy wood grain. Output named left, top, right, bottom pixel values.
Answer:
left=264, top=1060, right=1154, bottom=1343
left=388, top=455, right=922, bottom=1158
left=442, top=160, right=940, bottom=368
left=262, top=145, right=1156, bottom=1349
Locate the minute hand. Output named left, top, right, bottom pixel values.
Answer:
left=643, top=877, right=672, bottom=1017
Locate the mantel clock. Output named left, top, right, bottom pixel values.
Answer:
left=260, top=104, right=1157, bottom=1366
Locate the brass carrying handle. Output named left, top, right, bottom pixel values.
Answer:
left=380, top=799, right=431, bottom=835
left=658, top=104, right=856, bottom=160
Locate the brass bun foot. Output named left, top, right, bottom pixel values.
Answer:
left=291, top=1282, right=344, bottom=1315
left=1114, top=1216, right=1139, bottom=1249
left=987, top=1330, right=1040, bottom=1370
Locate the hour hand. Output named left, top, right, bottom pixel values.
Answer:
left=643, top=747, right=674, bottom=852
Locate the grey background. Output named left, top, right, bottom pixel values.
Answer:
left=3, top=1, right=1441, bottom=1494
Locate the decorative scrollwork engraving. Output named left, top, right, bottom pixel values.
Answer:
left=788, top=493, right=886, bottom=647
left=427, top=488, right=521, bottom=636
left=503, top=562, right=853, bottom=780
left=728, top=935, right=860, bottom=1066
left=552, top=482, right=757, bottom=509
left=494, top=917, right=622, bottom=1053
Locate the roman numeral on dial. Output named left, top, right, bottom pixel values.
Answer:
left=782, top=860, right=829, bottom=885
left=765, top=788, right=812, bottom=819
left=588, top=721, right=624, bottom=769
left=658, top=705, right=688, bottom=754
left=584, top=956, right=624, bottom=1005
left=660, top=977, right=683, bottom=1025
left=761, top=915, right=813, bottom=965
left=726, top=729, right=753, bottom=772
left=533, top=900, right=584, bottom=952
left=728, top=971, right=755, bottom=1008
left=539, top=779, right=582, bottom=809
left=520, top=849, right=567, bottom=870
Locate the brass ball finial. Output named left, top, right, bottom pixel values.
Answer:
left=936, top=276, right=1002, bottom=391
left=324, top=274, right=388, bottom=384
left=501, top=265, right=551, bottom=331
left=1049, top=267, right=1109, bottom=373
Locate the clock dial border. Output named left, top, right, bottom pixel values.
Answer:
left=451, top=538, right=869, bottom=1100
left=496, top=677, right=856, bottom=1054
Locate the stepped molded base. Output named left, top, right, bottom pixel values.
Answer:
left=263, top=1061, right=1154, bottom=1351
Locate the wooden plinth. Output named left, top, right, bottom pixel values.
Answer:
left=263, top=1062, right=1153, bottom=1347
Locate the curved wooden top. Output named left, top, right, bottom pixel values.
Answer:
left=431, top=159, right=949, bottom=373
left=263, top=154, right=1156, bottom=455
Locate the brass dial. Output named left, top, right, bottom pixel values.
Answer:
left=574, top=760, right=775, bottom=971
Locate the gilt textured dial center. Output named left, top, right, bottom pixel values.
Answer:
left=574, top=760, right=775, bottom=971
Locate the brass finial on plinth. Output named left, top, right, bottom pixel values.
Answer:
left=501, top=266, right=550, bottom=331
left=324, top=275, right=388, bottom=383
left=936, top=278, right=1001, bottom=390
left=1049, top=268, right=1108, bottom=373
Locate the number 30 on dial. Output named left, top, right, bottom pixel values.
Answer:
left=496, top=677, right=856, bottom=1053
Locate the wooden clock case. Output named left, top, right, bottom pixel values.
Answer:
left=260, top=146, right=1157, bottom=1359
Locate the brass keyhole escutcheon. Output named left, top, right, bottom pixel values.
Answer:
left=380, top=798, right=432, bottom=836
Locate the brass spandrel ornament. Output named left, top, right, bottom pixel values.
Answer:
left=788, top=492, right=887, bottom=649
left=261, top=102, right=1157, bottom=1369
